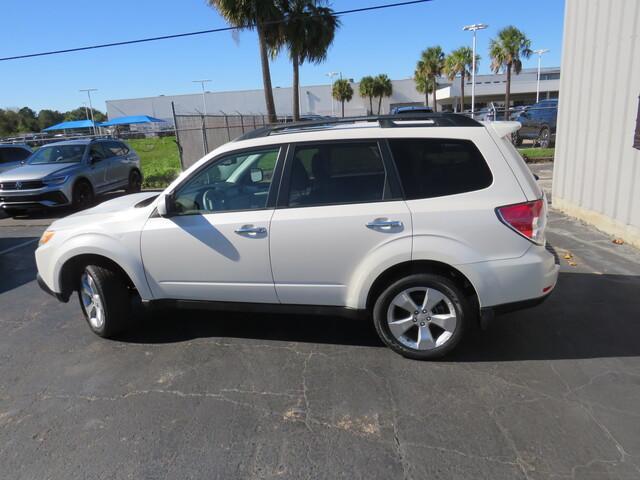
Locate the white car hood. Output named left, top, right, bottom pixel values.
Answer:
left=50, top=191, right=159, bottom=230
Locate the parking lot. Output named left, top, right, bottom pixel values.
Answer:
left=1, top=163, right=640, bottom=479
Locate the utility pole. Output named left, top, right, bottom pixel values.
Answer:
left=79, top=89, right=98, bottom=136
left=326, top=72, right=341, bottom=117
left=193, top=80, right=212, bottom=116
left=533, top=49, right=550, bottom=103
left=463, top=23, right=488, bottom=117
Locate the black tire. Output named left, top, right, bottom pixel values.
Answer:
left=372, top=273, right=470, bottom=360
left=127, top=169, right=142, bottom=193
left=72, top=180, right=94, bottom=210
left=538, top=127, right=551, bottom=148
left=512, top=131, right=523, bottom=146
left=77, top=264, right=132, bottom=338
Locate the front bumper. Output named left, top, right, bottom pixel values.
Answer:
left=37, top=273, right=69, bottom=302
left=0, top=186, right=70, bottom=209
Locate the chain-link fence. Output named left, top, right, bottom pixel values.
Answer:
left=173, top=108, right=269, bottom=169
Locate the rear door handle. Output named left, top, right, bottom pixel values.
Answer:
left=235, top=225, right=267, bottom=236
left=366, top=218, right=403, bottom=230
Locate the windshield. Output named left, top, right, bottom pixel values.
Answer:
left=28, top=144, right=86, bottom=165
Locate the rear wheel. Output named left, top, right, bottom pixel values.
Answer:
left=78, top=264, right=132, bottom=338
left=537, top=127, right=551, bottom=148
left=511, top=131, right=523, bottom=146
left=72, top=180, right=94, bottom=210
left=373, top=273, right=470, bottom=360
left=127, top=170, right=142, bottom=193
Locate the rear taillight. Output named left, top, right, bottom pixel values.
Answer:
left=496, top=198, right=546, bottom=245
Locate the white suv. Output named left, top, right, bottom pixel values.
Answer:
left=35, top=114, right=559, bottom=359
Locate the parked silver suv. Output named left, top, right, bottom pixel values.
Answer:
left=0, top=138, right=142, bottom=216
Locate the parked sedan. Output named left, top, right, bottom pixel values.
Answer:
left=0, top=144, right=32, bottom=174
left=512, top=99, right=558, bottom=148
left=0, top=138, right=142, bottom=217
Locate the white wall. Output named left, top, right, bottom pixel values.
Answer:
left=553, top=0, right=640, bottom=247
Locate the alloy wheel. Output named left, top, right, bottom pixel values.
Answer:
left=386, top=287, right=457, bottom=351
left=80, top=271, right=105, bottom=330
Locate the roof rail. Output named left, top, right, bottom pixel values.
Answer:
left=235, top=113, right=482, bottom=141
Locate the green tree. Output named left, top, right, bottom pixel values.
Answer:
left=359, top=76, right=376, bottom=115
left=279, top=0, right=339, bottom=121
left=64, top=107, right=106, bottom=123
left=414, top=46, right=444, bottom=112
left=17, top=107, right=38, bottom=132
left=331, top=78, right=353, bottom=117
left=444, top=46, right=478, bottom=112
left=414, top=69, right=434, bottom=108
left=37, top=109, right=65, bottom=131
left=489, top=26, right=532, bottom=119
left=373, top=74, right=393, bottom=115
left=208, top=0, right=283, bottom=123
left=0, top=109, right=20, bottom=137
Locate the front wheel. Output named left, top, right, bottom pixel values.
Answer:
left=537, top=127, right=551, bottom=148
left=72, top=181, right=94, bottom=210
left=78, top=265, right=132, bottom=338
left=373, top=274, right=470, bottom=360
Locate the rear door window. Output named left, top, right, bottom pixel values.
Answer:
left=389, top=139, right=493, bottom=200
left=285, top=142, right=387, bottom=207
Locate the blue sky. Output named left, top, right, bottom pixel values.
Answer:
left=0, top=0, right=565, bottom=112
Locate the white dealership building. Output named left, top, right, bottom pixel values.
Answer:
left=105, top=67, right=560, bottom=122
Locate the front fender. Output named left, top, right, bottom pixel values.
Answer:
left=49, top=232, right=153, bottom=300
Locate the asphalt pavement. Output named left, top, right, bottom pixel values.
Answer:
left=2, top=166, right=640, bottom=479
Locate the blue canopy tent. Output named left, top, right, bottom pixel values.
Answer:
left=42, top=119, right=97, bottom=131
left=99, top=115, right=166, bottom=127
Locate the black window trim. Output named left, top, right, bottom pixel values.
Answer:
left=168, top=144, right=287, bottom=216
left=276, top=138, right=403, bottom=210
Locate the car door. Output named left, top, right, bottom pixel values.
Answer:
left=269, top=140, right=412, bottom=306
left=86, top=143, right=110, bottom=191
left=104, top=141, right=129, bottom=185
left=141, top=146, right=283, bottom=303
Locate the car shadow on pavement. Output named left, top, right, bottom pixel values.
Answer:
left=0, top=237, right=39, bottom=294
left=119, top=272, right=640, bottom=361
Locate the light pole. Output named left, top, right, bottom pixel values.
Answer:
left=326, top=72, right=341, bottom=117
left=533, top=49, right=549, bottom=103
left=193, top=80, right=212, bottom=116
left=463, top=23, right=488, bottom=117
left=79, top=89, right=98, bottom=136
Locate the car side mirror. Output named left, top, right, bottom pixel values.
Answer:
left=250, top=167, right=264, bottom=183
left=156, top=193, right=175, bottom=217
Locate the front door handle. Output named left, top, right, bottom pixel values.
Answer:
left=366, top=218, right=403, bottom=230
left=235, top=225, right=267, bottom=236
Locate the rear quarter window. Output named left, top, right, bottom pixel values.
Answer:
left=389, top=139, right=493, bottom=200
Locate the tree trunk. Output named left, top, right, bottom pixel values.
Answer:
left=369, top=97, right=373, bottom=116
left=505, top=63, right=511, bottom=120
left=377, top=96, right=383, bottom=115
left=425, top=90, right=429, bottom=108
left=432, top=78, right=438, bottom=112
left=292, top=54, right=300, bottom=122
left=460, top=71, right=465, bottom=113
left=257, top=23, right=277, bottom=124
left=341, top=100, right=345, bottom=118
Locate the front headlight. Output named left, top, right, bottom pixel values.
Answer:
left=43, top=176, right=68, bottom=185
left=38, top=231, right=55, bottom=246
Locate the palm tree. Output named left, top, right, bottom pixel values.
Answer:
left=414, top=67, right=434, bottom=108
left=489, top=26, right=532, bottom=119
left=208, top=0, right=283, bottom=123
left=444, top=47, right=477, bottom=112
left=373, top=74, right=393, bottom=115
left=332, top=79, right=353, bottom=117
left=359, top=76, right=376, bottom=115
left=414, top=46, right=444, bottom=112
left=279, top=0, right=339, bottom=121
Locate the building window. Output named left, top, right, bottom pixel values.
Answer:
left=634, top=95, right=640, bottom=150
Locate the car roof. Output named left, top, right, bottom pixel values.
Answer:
left=39, top=138, right=100, bottom=147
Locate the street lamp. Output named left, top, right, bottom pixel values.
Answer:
left=533, top=49, right=550, bottom=103
left=79, top=89, right=98, bottom=136
left=193, top=80, right=212, bottom=116
left=463, top=23, right=488, bottom=117
left=326, top=72, right=341, bottom=117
